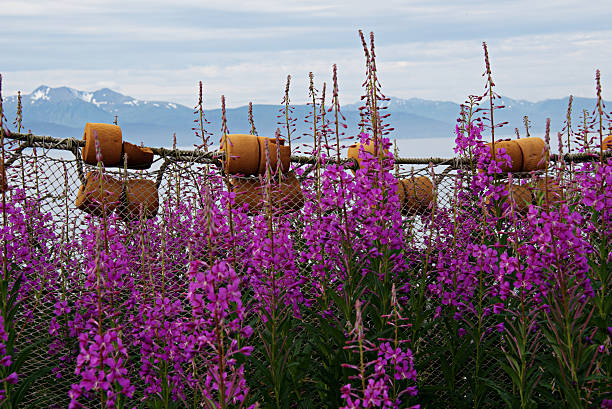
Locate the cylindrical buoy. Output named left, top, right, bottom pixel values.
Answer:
left=534, top=177, right=562, bottom=207
left=119, top=179, right=159, bottom=220
left=271, top=173, right=304, bottom=212
left=484, top=183, right=532, bottom=214
left=257, top=137, right=291, bottom=175
left=506, top=184, right=532, bottom=213
left=401, top=176, right=433, bottom=215
left=75, top=171, right=122, bottom=216
left=231, top=173, right=304, bottom=214
left=347, top=140, right=390, bottom=174
left=220, top=134, right=261, bottom=176
left=122, top=142, right=154, bottom=169
left=231, top=177, right=265, bottom=212
left=517, top=137, right=547, bottom=171
left=602, top=134, right=612, bottom=150
left=82, top=123, right=123, bottom=166
left=486, top=140, right=523, bottom=172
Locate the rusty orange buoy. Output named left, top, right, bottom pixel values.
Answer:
left=82, top=123, right=123, bottom=166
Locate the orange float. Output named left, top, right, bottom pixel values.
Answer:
left=400, top=176, right=434, bottom=215
left=257, top=137, right=291, bottom=175
left=517, top=137, right=547, bottom=171
left=534, top=177, right=563, bottom=207
left=0, top=162, right=7, bottom=193
left=220, top=134, right=261, bottom=176
left=122, top=142, right=154, bottom=169
left=119, top=179, right=159, bottom=220
left=231, top=173, right=304, bottom=214
left=82, top=123, right=123, bottom=166
left=506, top=184, right=533, bottom=213
left=347, top=139, right=390, bottom=174
left=602, top=134, right=612, bottom=150
left=75, top=171, right=122, bottom=216
left=485, top=140, right=523, bottom=172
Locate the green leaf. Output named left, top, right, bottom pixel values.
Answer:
left=479, top=376, right=515, bottom=408
left=11, top=365, right=53, bottom=406
left=10, top=336, right=49, bottom=374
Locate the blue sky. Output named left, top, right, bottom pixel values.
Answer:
left=1, top=0, right=611, bottom=107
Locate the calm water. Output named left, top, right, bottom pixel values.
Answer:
left=393, top=135, right=562, bottom=158
left=288, top=135, right=559, bottom=159
left=393, top=137, right=456, bottom=157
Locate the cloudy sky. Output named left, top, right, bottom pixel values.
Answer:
left=1, top=0, right=611, bottom=108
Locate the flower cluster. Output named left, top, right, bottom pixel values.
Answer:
left=1, top=37, right=611, bottom=409
left=69, top=330, right=134, bottom=408
left=186, top=259, right=254, bottom=408
left=0, top=315, right=17, bottom=404
left=340, top=300, right=419, bottom=409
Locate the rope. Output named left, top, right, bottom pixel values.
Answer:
left=155, top=159, right=172, bottom=189
left=435, top=166, right=454, bottom=185
left=71, top=146, right=86, bottom=185
left=3, top=131, right=610, bottom=168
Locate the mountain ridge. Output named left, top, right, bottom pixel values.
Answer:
left=3, top=85, right=608, bottom=147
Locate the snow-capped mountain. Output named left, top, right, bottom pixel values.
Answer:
left=2, top=85, right=608, bottom=147
left=3, top=85, right=194, bottom=145
left=1, top=85, right=453, bottom=146
left=20, top=85, right=182, bottom=111
left=8, top=85, right=190, bottom=125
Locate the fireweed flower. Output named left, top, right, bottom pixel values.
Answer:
left=248, top=214, right=305, bottom=317
left=345, top=133, right=407, bottom=280
left=0, top=188, right=59, bottom=302
left=188, top=171, right=254, bottom=274
left=186, top=259, right=254, bottom=407
left=0, top=188, right=60, bottom=392
left=300, top=131, right=408, bottom=326
left=574, top=159, right=612, bottom=240
left=0, top=316, right=12, bottom=372
left=64, top=221, right=136, bottom=408
left=430, top=122, right=517, bottom=301
left=341, top=299, right=418, bottom=409
left=521, top=204, right=593, bottom=300
left=300, top=161, right=356, bottom=295
left=136, top=296, right=189, bottom=400
left=70, top=329, right=134, bottom=409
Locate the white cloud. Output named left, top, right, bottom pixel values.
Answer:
left=2, top=1, right=611, bottom=108
left=0, top=21, right=340, bottom=43
left=6, top=0, right=609, bottom=20
left=4, top=27, right=610, bottom=111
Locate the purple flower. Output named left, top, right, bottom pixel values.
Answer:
left=2, top=372, right=18, bottom=385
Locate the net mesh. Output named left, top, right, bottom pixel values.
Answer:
left=1, top=133, right=589, bottom=408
